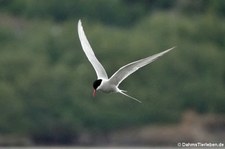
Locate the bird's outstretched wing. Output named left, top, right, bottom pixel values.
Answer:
left=109, top=47, right=175, bottom=86
left=78, top=20, right=108, bottom=79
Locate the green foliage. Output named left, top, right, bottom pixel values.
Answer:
left=1, top=0, right=225, bottom=26
left=0, top=0, right=225, bottom=143
left=0, top=0, right=144, bottom=25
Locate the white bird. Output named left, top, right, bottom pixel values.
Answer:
left=78, top=20, right=174, bottom=103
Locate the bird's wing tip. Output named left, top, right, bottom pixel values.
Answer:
left=171, top=46, right=176, bottom=49
left=78, top=19, right=82, bottom=27
left=169, top=46, right=176, bottom=51
left=164, top=46, right=176, bottom=53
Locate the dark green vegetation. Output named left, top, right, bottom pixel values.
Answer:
left=0, top=0, right=225, bottom=144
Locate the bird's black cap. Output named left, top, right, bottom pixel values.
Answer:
left=93, top=79, right=102, bottom=90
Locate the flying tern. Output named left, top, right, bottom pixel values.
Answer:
left=77, top=20, right=174, bottom=103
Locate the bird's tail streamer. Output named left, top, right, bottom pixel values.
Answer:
left=119, top=90, right=142, bottom=103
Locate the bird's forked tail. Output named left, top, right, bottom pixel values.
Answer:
left=119, top=90, right=142, bottom=103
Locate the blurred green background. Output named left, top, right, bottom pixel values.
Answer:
left=0, top=0, right=225, bottom=146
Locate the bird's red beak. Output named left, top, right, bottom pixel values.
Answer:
left=93, top=89, right=96, bottom=97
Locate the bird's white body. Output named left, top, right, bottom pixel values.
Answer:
left=77, top=19, right=174, bottom=103
left=96, top=79, right=116, bottom=93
